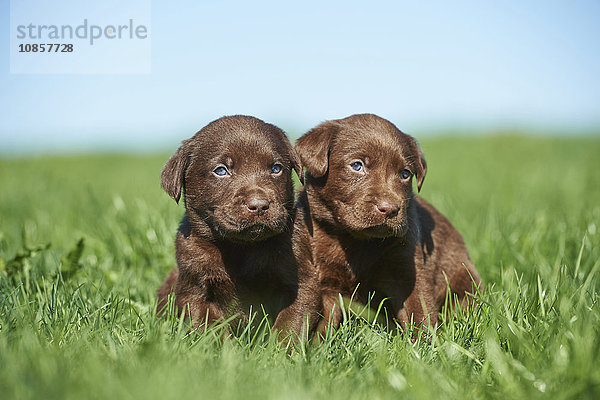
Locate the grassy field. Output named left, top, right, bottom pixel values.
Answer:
left=1, top=135, right=599, bottom=399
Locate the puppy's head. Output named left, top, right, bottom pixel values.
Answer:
left=295, top=114, right=426, bottom=239
left=162, top=115, right=302, bottom=242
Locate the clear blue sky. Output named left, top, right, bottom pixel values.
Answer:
left=1, top=0, right=599, bottom=153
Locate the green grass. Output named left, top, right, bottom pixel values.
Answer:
left=1, top=135, right=599, bottom=399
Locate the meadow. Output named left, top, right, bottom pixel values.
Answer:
left=1, top=135, right=599, bottom=399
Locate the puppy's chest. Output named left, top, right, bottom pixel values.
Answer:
left=317, top=238, right=411, bottom=283
left=222, top=248, right=286, bottom=279
left=224, top=247, right=293, bottom=285
left=228, top=260, right=292, bottom=315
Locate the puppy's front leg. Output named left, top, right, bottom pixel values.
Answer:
left=272, top=280, right=321, bottom=344
left=394, top=293, right=438, bottom=338
left=316, top=282, right=355, bottom=338
left=175, top=231, right=238, bottom=330
left=322, top=289, right=346, bottom=328
left=174, top=272, right=237, bottom=330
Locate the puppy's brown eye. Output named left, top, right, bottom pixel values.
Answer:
left=350, top=161, right=364, bottom=172
left=400, top=169, right=412, bottom=180
left=271, top=164, right=282, bottom=174
left=213, top=166, right=229, bottom=176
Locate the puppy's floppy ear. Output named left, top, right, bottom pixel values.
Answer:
left=289, top=147, right=304, bottom=185
left=161, top=139, right=191, bottom=204
left=405, top=134, right=427, bottom=192
left=295, top=122, right=336, bottom=178
left=415, top=143, right=427, bottom=192
left=268, top=124, right=304, bottom=185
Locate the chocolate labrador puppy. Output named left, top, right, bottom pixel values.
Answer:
left=295, top=114, right=481, bottom=333
left=157, top=115, right=320, bottom=340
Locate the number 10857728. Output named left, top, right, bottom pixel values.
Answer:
left=18, top=44, right=74, bottom=52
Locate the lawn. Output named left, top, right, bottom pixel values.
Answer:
left=1, top=135, right=599, bottom=399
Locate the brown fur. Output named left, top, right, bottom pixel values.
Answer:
left=295, top=114, right=481, bottom=333
left=157, top=115, right=320, bottom=340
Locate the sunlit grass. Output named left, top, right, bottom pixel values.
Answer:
left=1, top=136, right=599, bottom=399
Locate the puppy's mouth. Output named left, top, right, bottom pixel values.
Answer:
left=359, top=224, right=401, bottom=238
left=209, top=208, right=288, bottom=242
left=333, top=200, right=408, bottom=239
left=222, top=222, right=282, bottom=242
left=348, top=221, right=408, bottom=240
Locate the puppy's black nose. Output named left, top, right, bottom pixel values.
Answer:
left=376, top=201, right=400, bottom=217
left=247, top=198, right=270, bottom=214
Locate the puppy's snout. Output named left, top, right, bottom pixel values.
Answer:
left=375, top=200, right=400, bottom=218
left=247, top=197, right=270, bottom=214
